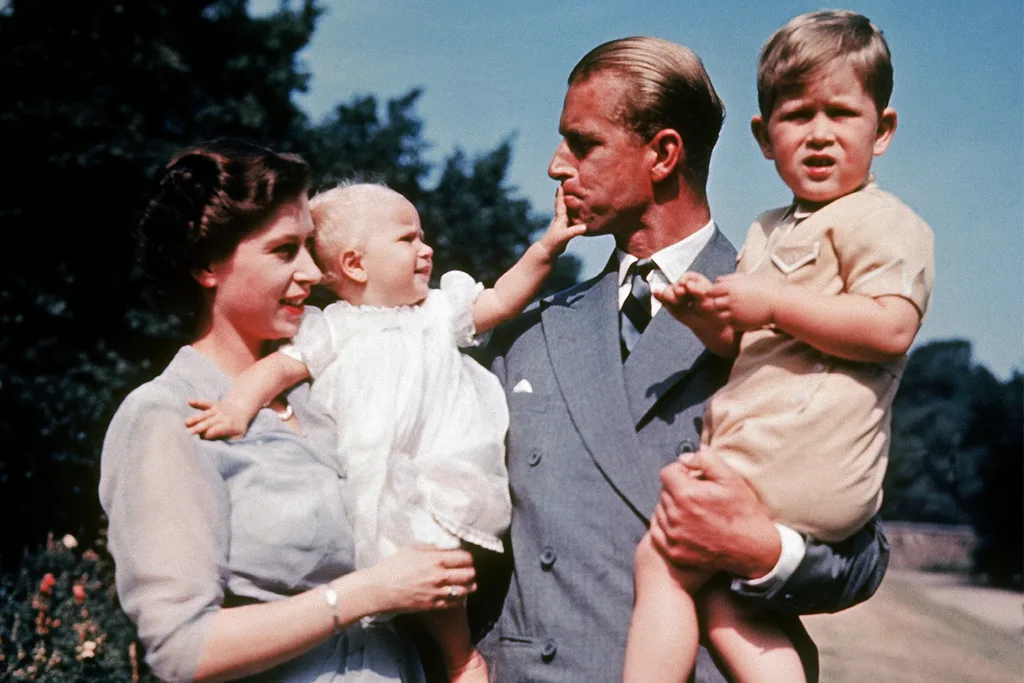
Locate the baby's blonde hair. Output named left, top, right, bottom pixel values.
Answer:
left=309, top=181, right=399, bottom=282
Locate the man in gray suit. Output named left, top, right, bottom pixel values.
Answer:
left=473, top=37, right=889, bottom=682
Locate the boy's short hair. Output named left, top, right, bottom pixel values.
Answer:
left=757, top=10, right=893, bottom=117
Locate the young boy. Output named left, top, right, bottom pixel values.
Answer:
left=623, top=10, right=934, bottom=683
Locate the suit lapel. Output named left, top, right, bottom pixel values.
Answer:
left=623, top=227, right=738, bottom=426
left=541, top=264, right=658, bottom=517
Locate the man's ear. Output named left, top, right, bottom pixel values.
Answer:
left=648, top=129, right=683, bottom=183
left=339, top=248, right=367, bottom=284
left=873, top=108, right=898, bottom=156
left=751, top=115, right=774, bottom=160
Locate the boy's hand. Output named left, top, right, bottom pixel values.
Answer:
left=537, top=187, right=587, bottom=259
left=185, top=399, right=253, bottom=440
left=654, top=271, right=738, bottom=358
left=652, top=271, right=717, bottom=323
left=707, top=273, right=779, bottom=330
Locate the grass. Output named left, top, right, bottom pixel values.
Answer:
left=802, top=571, right=1022, bottom=683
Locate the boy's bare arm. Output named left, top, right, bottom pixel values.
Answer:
left=186, top=351, right=311, bottom=439
left=653, top=272, right=738, bottom=358
left=472, top=187, right=586, bottom=334
left=709, top=273, right=921, bottom=362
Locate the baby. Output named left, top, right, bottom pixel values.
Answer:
left=187, top=182, right=583, bottom=683
left=624, top=10, right=935, bottom=683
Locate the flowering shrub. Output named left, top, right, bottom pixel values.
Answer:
left=0, top=533, right=158, bottom=682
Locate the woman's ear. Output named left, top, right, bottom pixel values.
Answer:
left=339, top=248, right=367, bottom=284
left=192, top=268, right=218, bottom=289
left=649, top=129, right=683, bottom=183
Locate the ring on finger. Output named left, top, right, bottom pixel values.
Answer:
left=446, top=585, right=460, bottom=599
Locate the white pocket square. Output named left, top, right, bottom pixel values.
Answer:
left=512, top=379, right=534, bottom=394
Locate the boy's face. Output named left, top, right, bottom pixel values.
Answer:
left=357, top=192, right=433, bottom=307
left=752, top=63, right=896, bottom=204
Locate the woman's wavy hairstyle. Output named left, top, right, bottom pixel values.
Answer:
left=136, top=138, right=312, bottom=314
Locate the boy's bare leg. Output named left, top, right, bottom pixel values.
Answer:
left=417, top=605, right=488, bottom=683
left=623, top=532, right=714, bottom=683
left=702, top=583, right=807, bottom=683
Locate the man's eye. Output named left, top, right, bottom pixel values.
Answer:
left=275, top=243, right=298, bottom=258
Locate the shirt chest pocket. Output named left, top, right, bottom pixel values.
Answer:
left=770, top=240, right=820, bottom=278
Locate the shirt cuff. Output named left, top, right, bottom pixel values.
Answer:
left=730, top=523, right=806, bottom=595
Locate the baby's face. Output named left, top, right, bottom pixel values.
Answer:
left=357, top=193, right=433, bottom=307
left=754, top=63, right=895, bottom=204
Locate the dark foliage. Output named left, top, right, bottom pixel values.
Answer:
left=0, top=533, right=159, bottom=682
left=0, top=0, right=579, bottom=564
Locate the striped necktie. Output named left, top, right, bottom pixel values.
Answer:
left=620, top=258, right=656, bottom=359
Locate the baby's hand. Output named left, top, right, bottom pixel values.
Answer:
left=537, top=187, right=587, bottom=258
left=185, top=399, right=253, bottom=440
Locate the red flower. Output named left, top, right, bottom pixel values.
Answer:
left=39, top=573, right=56, bottom=594
left=73, top=584, right=86, bottom=603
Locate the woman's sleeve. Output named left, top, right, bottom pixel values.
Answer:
left=279, top=305, right=336, bottom=378
left=99, top=388, right=231, bottom=682
left=439, top=270, right=485, bottom=348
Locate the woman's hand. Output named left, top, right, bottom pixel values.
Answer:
left=347, top=546, right=477, bottom=616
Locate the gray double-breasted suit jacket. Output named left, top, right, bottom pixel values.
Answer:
left=473, top=227, right=889, bottom=683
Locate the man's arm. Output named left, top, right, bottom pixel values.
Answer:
left=649, top=449, right=888, bottom=615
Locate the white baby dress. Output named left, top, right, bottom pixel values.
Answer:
left=281, top=271, right=512, bottom=569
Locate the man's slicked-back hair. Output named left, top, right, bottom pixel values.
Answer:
left=568, top=36, right=725, bottom=192
left=757, top=10, right=893, bottom=118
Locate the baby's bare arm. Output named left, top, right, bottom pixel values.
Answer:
left=472, top=187, right=586, bottom=333
left=186, top=352, right=310, bottom=439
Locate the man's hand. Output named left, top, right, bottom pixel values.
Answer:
left=706, top=273, right=780, bottom=331
left=185, top=398, right=254, bottom=440
left=649, top=449, right=782, bottom=579
left=537, top=186, right=587, bottom=259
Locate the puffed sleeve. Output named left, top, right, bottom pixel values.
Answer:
left=439, top=270, right=485, bottom=348
left=279, top=305, right=337, bottom=378
left=99, top=387, right=230, bottom=683
left=833, top=192, right=935, bottom=317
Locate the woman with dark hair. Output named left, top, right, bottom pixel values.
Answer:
left=100, top=138, right=476, bottom=682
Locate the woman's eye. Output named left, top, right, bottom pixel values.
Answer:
left=275, top=243, right=299, bottom=259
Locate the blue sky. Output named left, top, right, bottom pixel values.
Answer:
left=253, top=0, right=1023, bottom=379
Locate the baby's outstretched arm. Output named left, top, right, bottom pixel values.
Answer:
left=708, top=273, right=921, bottom=362
left=653, top=272, right=738, bottom=358
left=472, top=187, right=586, bottom=333
left=186, top=351, right=310, bottom=439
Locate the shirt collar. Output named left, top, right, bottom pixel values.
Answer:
left=616, top=219, right=716, bottom=286
left=791, top=174, right=877, bottom=221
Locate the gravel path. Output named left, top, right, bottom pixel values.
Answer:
left=802, top=570, right=1022, bottom=683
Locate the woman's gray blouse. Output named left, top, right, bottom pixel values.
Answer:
left=99, top=346, right=424, bottom=683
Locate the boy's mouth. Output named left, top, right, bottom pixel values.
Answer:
left=803, top=155, right=835, bottom=179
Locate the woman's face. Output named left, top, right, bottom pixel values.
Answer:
left=203, top=195, right=322, bottom=345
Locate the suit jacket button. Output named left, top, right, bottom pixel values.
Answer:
left=528, top=449, right=542, bottom=466
left=541, top=639, right=557, bottom=662
left=540, top=546, right=557, bottom=570
left=678, top=439, right=696, bottom=454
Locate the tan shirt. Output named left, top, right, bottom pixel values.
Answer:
left=704, top=182, right=934, bottom=541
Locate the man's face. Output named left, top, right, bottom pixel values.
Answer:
left=548, top=72, right=654, bottom=236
